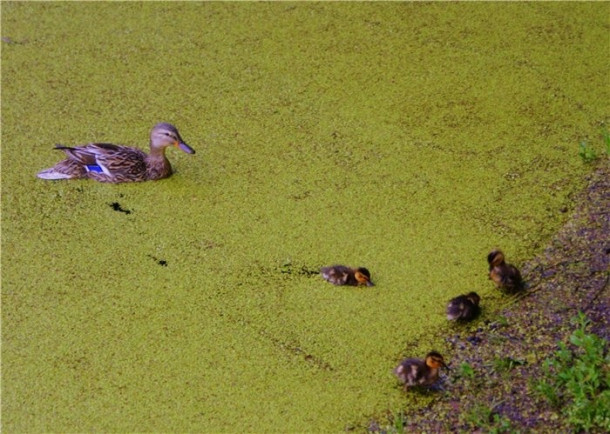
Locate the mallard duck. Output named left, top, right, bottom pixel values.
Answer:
left=394, top=351, right=447, bottom=390
left=320, top=265, right=374, bottom=287
left=488, top=250, right=523, bottom=292
left=37, top=123, right=195, bottom=183
left=447, top=291, right=481, bottom=321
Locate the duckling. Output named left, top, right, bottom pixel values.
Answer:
left=320, top=265, right=374, bottom=287
left=447, top=291, right=481, bottom=321
left=487, top=250, right=523, bottom=292
left=394, top=351, right=447, bottom=391
left=37, top=123, right=195, bottom=183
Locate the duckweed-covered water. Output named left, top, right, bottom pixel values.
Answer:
left=2, top=2, right=608, bottom=431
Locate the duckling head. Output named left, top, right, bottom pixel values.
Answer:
left=465, top=291, right=481, bottom=306
left=425, top=351, right=447, bottom=369
left=150, top=122, right=195, bottom=154
left=354, top=267, right=374, bottom=286
left=487, top=249, right=505, bottom=269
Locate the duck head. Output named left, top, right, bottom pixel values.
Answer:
left=150, top=122, right=195, bottom=154
left=425, top=351, right=447, bottom=369
left=354, top=267, right=374, bottom=286
left=487, top=249, right=505, bottom=269
left=465, top=291, right=481, bottom=306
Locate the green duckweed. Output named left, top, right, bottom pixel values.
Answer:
left=2, top=2, right=608, bottom=431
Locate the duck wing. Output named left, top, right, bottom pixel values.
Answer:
left=54, top=143, right=102, bottom=165
left=56, top=143, right=147, bottom=176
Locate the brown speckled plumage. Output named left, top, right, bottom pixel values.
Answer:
left=488, top=250, right=523, bottom=292
left=447, top=291, right=481, bottom=321
left=394, top=351, right=446, bottom=390
left=320, top=265, right=374, bottom=287
left=37, top=123, right=195, bottom=183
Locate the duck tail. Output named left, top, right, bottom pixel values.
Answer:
left=37, top=156, right=88, bottom=180
left=36, top=167, right=76, bottom=180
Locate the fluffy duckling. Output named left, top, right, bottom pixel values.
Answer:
left=488, top=250, right=523, bottom=292
left=37, top=123, right=195, bottom=183
left=394, top=351, right=447, bottom=390
left=320, top=265, right=374, bottom=287
left=447, top=291, right=481, bottom=321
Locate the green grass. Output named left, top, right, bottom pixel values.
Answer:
left=457, top=362, right=477, bottom=381
left=462, top=401, right=514, bottom=434
left=373, top=409, right=408, bottom=434
left=578, top=140, right=598, bottom=163
left=534, top=313, right=610, bottom=432
left=2, top=2, right=609, bottom=431
left=490, top=356, right=526, bottom=375
left=578, top=128, right=610, bottom=163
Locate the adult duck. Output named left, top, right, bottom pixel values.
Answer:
left=37, top=122, right=195, bottom=183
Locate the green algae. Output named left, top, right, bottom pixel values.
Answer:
left=1, top=2, right=608, bottom=432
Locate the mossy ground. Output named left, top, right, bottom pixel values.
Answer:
left=1, top=3, right=608, bottom=432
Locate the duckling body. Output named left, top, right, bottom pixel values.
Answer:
left=488, top=250, right=523, bottom=292
left=394, top=351, right=446, bottom=390
left=447, top=291, right=481, bottom=321
left=37, top=123, right=195, bottom=183
left=320, top=265, right=374, bottom=287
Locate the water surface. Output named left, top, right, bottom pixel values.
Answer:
left=2, top=2, right=608, bottom=431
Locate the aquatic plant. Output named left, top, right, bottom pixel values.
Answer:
left=578, top=140, right=598, bottom=164
left=579, top=128, right=610, bottom=163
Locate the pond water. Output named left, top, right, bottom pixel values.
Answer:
left=2, top=2, right=608, bottom=431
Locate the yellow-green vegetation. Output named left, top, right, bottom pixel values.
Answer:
left=2, top=2, right=608, bottom=432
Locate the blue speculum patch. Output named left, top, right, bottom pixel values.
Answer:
left=85, top=165, right=103, bottom=173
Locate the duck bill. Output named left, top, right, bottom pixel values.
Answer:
left=366, top=281, right=375, bottom=287
left=177, top=141, right=196, bottom=154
